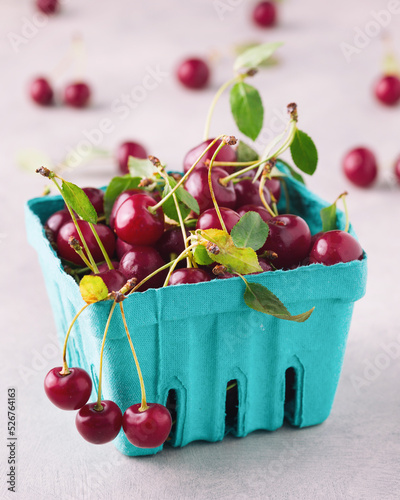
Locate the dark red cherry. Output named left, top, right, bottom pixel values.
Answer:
left=252, top=1, right=277, bottom=27
left=114, top=194, right=164, bottom=246
left=116, top=141, right=148, bottom=175
left=64, top=82, right=91, bottom=108
left=45, top=210, right=71, bottom=239
left=309, top=230, right=363, bottom=266
left=94, top=269, right=126, bottom=292
left=183, top=139, right=237, bottom=174
left=264, top=178, right=281, bottom=203
left=115, top=238, right=135, bottom=260
left=82, top=187, right=104, bottom=215
left=36, top=0, right=59, bottom=14
left=109, top=189, right=145, bottom=230
left=44, top=367, right=92, bottom=411
left=57, top=220, right=115, bottom=266
left=76, top=400, right=122, bottom=445
left=394, top=156, right=400, bottom=183
left=342, top=147, right=378, bottom=188
left=177, top=58, right=210, bottom=89
left=119, top=246, right=167, bottom=291
left=96, top=261, right=120, bottom=273
left=122, top=403, right=172, bottom=448
left=234, top=179, right=271, bottom=208
left=184, top=167, right=236, bottom=213
left=167, top=268, right=211, bottom=285
left=259, top=214, right=311, bottom=269
left=196, top=207, right=241, bottom=233
left=155, top=227, right=190, bottom=264
left=30, top=77, right=53, bottom=105
left=236, top=204, right=272, bottom=222
left=374, top=75, right=400, bottom=106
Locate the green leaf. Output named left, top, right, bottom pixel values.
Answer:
left=243, top=281, right=314, bottom=322
left=162, top=178, right=191, bottom=222
left=61, top=180, right=98, bottom=224
left=236, top=141, right=259, bottom=163
left=231, top=212, right=269, bottom=251
left=104, top=176, right=141, bottom=224
left=233, top=42, right=283, bottom=72
left=175, top=183, right=200, bottom=215
left=230, top=82, right=264, bottom=141
left=201, top=229, right=262, bottom=274
left=193, top=245, right=213, bottom=265
left=320, top=203, right=337, bottom=232
left=128, top=157, right=157, bottom=178
left=79, top=275, right=109, bottom=304
left=290, top=129, right=318, bottom=175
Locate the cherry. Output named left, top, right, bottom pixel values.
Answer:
left=36, top=0, right=58, bottom=14
left=119, top=246, right=167, bottom=291
left=117, top=141, right=148, bottom=175
left=109, top=189, right=145, bottom=230
left=394, top=156, right=400, bottom=183
left=252, top=1, right=277, bottom=28
left=259, top=214, right=311, bottom=269
left=234, top=178, right=271, bottom=208
left=155, top=227, right=190, bottom=264
left=96, top=261, right=120, bottom=273
left=177, top=58, right=210, bottom=90
left=82, top=187, right=104, bottom=215
left=76, top=400, right=122, bottom=445
left=94, top=269, right=126, bottom=292
left=264, top=178, right=281, bottom=203
left=374, top=75, right=400, bottom=106
left=184, top=167, right=237, bottom=213
left=123, top=403, right=172, bottom=448
left=30, top=77, right=53, bottom=106
left=57, top=220, right=115, bottom=266
left=183, top=139, right=237, bottom=174
left=45, top=209, right=71, bottom=239
left=342, top=147, right=378, bottom=188
left=64, top=82, right=91, bottom=108
left=196, top=207, right=241, bottom=233
left=309, top=230, right=363, bottom=266
left=236, top=204, right=272, bottom=222
left=168, top=268, right=211, bottom=285
left=116, top=237, right=135, bottom=260
left=44, top=367, right=92, bottom=411
left=114, top=194, right=164, bottom=246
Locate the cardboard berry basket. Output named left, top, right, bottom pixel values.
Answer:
left=25, top=172, right=367, bottom=457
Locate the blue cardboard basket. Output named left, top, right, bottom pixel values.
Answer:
left=25, top=175, right=367, bottom=456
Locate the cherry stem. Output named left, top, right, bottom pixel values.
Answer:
left=95, top=301, right=117, bottom=411
left=336, top=192, right=350, bottom=233
left=208, top=141, right=229, bottom=232
left=60, top=303, right=90, bottom=376
left=70, top=243, right=95, bottom=271
left=220, top=159, right=267, bottom=185
left=203, top=75, right=242, bottom=140
left=259, top=174, right=277, bottom=217
left=88, top=222, right=114, bottom=271
left=119, top=303, right=148, bottom=412
left=163, top=243, right=199, bottom=287
left=149, top=135, right=226, bottom=213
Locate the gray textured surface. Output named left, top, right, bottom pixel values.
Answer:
left=1, top=0, right=400, bottom=499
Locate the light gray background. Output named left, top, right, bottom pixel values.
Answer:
left=1, top=0, right=399, bottom=499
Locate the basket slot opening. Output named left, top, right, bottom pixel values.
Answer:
left=165, top=389, right=177, bottom=445
left=284, top=367, right=297, bottom=422
left=225, top=379, right=239, bottom=435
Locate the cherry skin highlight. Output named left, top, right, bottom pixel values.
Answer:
left=196, top=207, right=241, bottom=233
left=252, top=1, right=277, bottom=27
left=114, top=194, right=164, bottom=246
left=117, top=141, right=148, bottom=175
left=342, top=147, right=378, bottom=188
left=168, top=268, right=211, bottom=285
left=374, top=75, right=400, bottom=106
left=76, top=400, right=123, bottom=444
left=64, top=82, right=91, bottom=108
left=30, top=77, right=53, bottom=106
left=183, top=139, right=237, bottom=174
left=44, top=367, right=92, bottom=411
left=177, top=58, right=210, bottom=89
left=309, top=230, right=363, bottom=266
left=123, top=403, right=172, bottom=448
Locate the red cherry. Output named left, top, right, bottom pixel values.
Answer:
left=117, top=142, right=148, bottom=175
left=234, top=178, right=271, bottom=208
left=394, top=156, right=400, bottom=183
left=309, top=230, right=363, bottom=266
left=342, top=147, right=378, bottom=188
left=109, top=189, right=144, bottom=230
left=155, top=227, right=190, bottom=264
left=45, top=210, right=71, bottom=239
left=116, top=237, right=135, bottom=260
left=264, top=178, right=281, bottom=203
left=44, top=367, right=92, bottom=411
left=123, top=403, right=172, bottom=448
left=36, top=0, right=58, bottom=14
left=114, top=194, right=164, bottom=246
left=30, top=77, right=53, bottom=105
left=177, top=58, right=210, bottom=89
left=57, top=220, right=115, bottom=266
left=236, top=204, right=272, bottom=222
left=82, top=187, right=104, bottom=215
left=196, top=207, right=241, bottom=233
left=374, top=75, right=400, bottom=106
left=76, top=400, right=122, bottom=445
left=93, top=269, right=126, bottom=292
left=64, top=82, right=91, bottom=108
left=252, top=1, right=277, bottom=28
left=183, top=139, right=237, bottom=174
left=119, top=246, right=167, bottom=291
left=168, top=268, right=211, bottom=285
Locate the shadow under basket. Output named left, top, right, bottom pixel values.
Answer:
left=25, top=174, right=367, bottom=456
